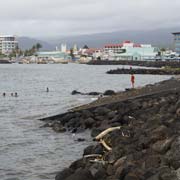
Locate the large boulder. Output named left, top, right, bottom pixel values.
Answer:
left=65, top=169, right=95, bottom=180
left=103, top=90, right=116, bottom=96
left=71, top=90, right=83, bottom=95
left=152, top=137, right=174, bottom=154
left=84, top=117, right=95, bottom=129
left=52, top=122, right=66, bottom=133
left=88, top=92, right=101, bottom=96
left=94, top=106, right=110, bottom=116
left=55, top=168, right=74, bottom=180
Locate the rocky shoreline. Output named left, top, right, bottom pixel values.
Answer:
left=88, top=60, right=180, bottom=68
left=107, top=68, right=180, bottom=75
left=41, top=77, right=180, bottom=180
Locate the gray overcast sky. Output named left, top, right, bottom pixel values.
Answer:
left=0, top=0, right=179, bottom=37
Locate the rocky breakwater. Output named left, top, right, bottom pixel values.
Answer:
left=41, top=79, right=180, bottom=180
left=88, top=60, right=180, bottom=68
left=107, top=68, right=180, bottom=75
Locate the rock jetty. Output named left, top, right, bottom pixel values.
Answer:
left=71, top=90, right=116, bottom=96
left=88, top=60, right=180, bottom=68
left=107, top=68, right=180, bottom=75
left=41, top=77, right=180, bottom=180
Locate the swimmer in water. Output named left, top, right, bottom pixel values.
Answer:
left=3, top=92, right=6, bottom=97
left=15, top=92, right=18, bottom=97
left=46, top=87, right=49, bottom=92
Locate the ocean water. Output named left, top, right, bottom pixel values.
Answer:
left=0, top=63, right=171, bottom=180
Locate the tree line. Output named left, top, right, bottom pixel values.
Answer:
left=9, top=43, right=42, bottom=58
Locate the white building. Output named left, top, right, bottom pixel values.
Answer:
left=0, top=35, right=18, bottom=55
left=103, top=41, right=158, bottom=61
left=61, top=43, right=67, bottom=53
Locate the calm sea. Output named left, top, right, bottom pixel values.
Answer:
left=0, top=63, right=171, bottom=180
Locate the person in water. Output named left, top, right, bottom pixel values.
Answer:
left=46, top=87, right=49, bottom=92
left=11, top=93, right=14, bottom=97
left=131, top=74, right=135, bottom=88
left=3, top=92, right=6, bottom=97
left=15, top=92, right=18, bottom=97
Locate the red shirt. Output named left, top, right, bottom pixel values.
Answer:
left=131, top=75, right=135, bottom=83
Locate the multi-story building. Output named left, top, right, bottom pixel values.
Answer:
left=103, top=40, right=158, bottom=61
left=0, top=35, right=18, bottom=55
left=172, top=32, right=180, bottom=54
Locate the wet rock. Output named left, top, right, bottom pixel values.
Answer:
left=65, top=169, right=95, bottom=180
left=52, top=122, right=66, bottom=132
left=146, top=174, right=159, bottom=180
left=66, top=117, right=79, bottom=128
left=150, top=125, right=169, bottom=142
left=145, top=155, right=161, bottom=169
left=61, top=113, right=76, bottom=124
left=84, top=117, right=95, bottom=129
left=176, top=168, right=180, bottom=179
left=89, top=163, right=107, bottom=179
left=91, top=128, right=102, bottom=137
left=165, top=137, right=180, bottom=169
left=40, top=122, right=53, bottom=128
left=83, top=144, right=104, bottom=156
left=76, top=138, right=86, bottom=142
left=175, top=99, right=180, bottom=109
left=72, top=90, right=101, bottom=96
left=69, top=159, right=86, bottom=170
left=81, top=110, right=93, bottom=119
left=113, top=156, right=127, bottom=170
left=72, top=90, right=81, bottom=95
left=115, top=162, right=135, bottom=179
left=107, top=111, right=117, bottom=119
left=95, top=115, right=105, bottom=121
left=103, top=90, right=116, bottom=96
left=158, top=167, right=178, bottom=180
left=152, top=138, right=174, bottom=154
left=83, top=145, right=94, bottom=156
left=110, top=115, right=122, bottom=124
left=107, top=164, right=115, bottom=176
left=55, top=168, right=74, bottom=180
left=176, top=108, right=180, bottom=116
left=124, top=173, right=139, bottom=180
left=94, top=106, right=111, bottom=116
left=88, top=92, right=101, bottom=96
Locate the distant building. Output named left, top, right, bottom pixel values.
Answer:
left=103, top=40, right=158, bottom=61
left=61, top=43, right=67, bottom=53
left=172, top=32, right=180, bottom=54
left=0, top=35, right=18, bottom=55
left=36, top=51, right=71, bottom=62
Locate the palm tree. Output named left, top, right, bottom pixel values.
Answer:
left=36, top=43, right=42, bottom=51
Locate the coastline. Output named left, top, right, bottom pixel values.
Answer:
left=41, top=76, right=180, bottom=180
left=88, top=60, right=180, bottom=68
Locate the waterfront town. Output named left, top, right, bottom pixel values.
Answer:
left=0, top=32, right=180, bottom=64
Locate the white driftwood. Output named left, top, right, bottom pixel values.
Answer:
left=100, top=139, right=112, bottom=151
left=83, top=154, right=102, bottom=159
left=89, top=159, right=106, bottom=165
left=95, top=126, right=121, bottom=140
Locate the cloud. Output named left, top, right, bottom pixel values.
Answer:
left=0, top=0, right=179, bottom=37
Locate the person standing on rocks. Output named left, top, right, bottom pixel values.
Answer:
left=131, top=74, right=135, bottom=88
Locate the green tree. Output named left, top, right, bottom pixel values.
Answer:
left=70, top=48, right=74, bottom=59
left=83, top=45, right=89, bottom=49
left=36, top=43, right=42, bottom=51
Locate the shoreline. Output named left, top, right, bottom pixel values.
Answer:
left=88, top=60, right=180, bottom=68
left=41, top=76, right=180, bottom=180
left=107, top=68, right=180, bottom=75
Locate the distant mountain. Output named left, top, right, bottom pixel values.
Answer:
left=18, top=27, right=179, bottom=51
left=48, top=27, right=179, bottom=49
left=18, top=37, right=54, bottom=51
